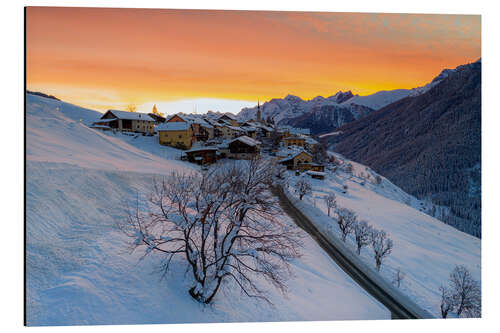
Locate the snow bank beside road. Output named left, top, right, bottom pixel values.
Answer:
left=285, top=158, right=480, bottom=318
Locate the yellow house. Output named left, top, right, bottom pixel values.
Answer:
left=278, top=150, right=313, bottom=171
left=157, top=122, right=194, bottom=149
left=283, top=136, right=306, bottom=148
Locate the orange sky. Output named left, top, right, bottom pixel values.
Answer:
left=26, top=7, right=481, bottom=113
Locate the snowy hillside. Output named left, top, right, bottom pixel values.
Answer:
left=27, top=93, right=102, bottom=125
left=285, top=153, right=481, bottom=317
left=27, top=94, right=188, bottom=174
left=341, top=89, right=411, bottom=110
left=26, top=94, right=388, bottom=325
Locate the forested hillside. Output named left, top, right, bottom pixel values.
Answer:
left=326, top=60, right=481, bottom=237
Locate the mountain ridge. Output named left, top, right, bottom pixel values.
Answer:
left=324, top=59, right=481, bottom=237
left=237, top=61, right=478, bottom=134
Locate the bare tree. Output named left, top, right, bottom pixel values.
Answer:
left=119, top=158, right=302, bottom=304
left=393, top=268, right=405, bottom=288
left=439, top=285, right=454, bottom=318
left=353, top=220, right=371, bottom=255
left=335, top=207, right=357, bottom=242
left=370, top=228, right=393, bottom=271
left=295, top=178, right=312, bottom=200
left=448, top=265, right=481, bottom=318
left=126, top=104, right=137, bottom=112
left=324, top=192, right=337, bottom=216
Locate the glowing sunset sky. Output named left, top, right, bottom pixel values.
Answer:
left=26, top=7, right=480, bottom=114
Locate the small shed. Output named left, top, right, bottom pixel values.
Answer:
left=185, top=146, right=218, bottom=165
left=311, top=163, right=325, bottom=172
left=306, top=170, right=325, bottom=180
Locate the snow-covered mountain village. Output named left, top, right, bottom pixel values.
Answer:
left=24, top=7, right=482, bottom=328
left=26, top=60, right=481, bottom=326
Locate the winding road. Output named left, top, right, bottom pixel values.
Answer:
left=272, top=186, right=434, bottom=320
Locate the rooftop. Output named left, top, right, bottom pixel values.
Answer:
left=104, top=110, right=155, bottom=121
left=228, top=135, right=262, bottom=147
left=156, top=122, right=191, bottom=131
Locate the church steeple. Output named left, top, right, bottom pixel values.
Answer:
left=257, top=100, right=262, bottom=123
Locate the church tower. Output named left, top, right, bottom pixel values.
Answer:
left=256, top=100, right=262, bottom=123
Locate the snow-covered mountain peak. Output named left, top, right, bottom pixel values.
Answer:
left=284, top=94, right=303, bottom=102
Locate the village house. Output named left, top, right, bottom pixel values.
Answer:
left=195, top=120, right=214, bottom=141
left=203, top=118, right=224, bottom=138
left=185, top=145, right=218, bottom=165
left=92, top=110, right=155, bottom=134
left=221, top=125, right=245, bottom=139
left=240, top=125, right=258, bottom=139
left=283, top=135, right=306, bottom=148
left=165, top=113, right=216, bottom=142
left=279, top=126, right=310, bottom=139
left=228, top=136, right=262, bottom=159
left=166, top=114, right=190, bottom=123
left=278, top=149, right=313, bottom=171
left=254, top=123, right=274, bottom=138
left=157, top=122, right=194, bottom=149
left=218, top=113, right=239, bottom=127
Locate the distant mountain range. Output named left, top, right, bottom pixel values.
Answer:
left=237, top=64, right=461, bottom=135
left=324, top=59, right=481, bottom=237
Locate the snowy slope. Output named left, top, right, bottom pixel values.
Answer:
left=26, top=94, right=388, bottom=325
left=341, top=89, right=411, bottom=110
left=27, top=93, right=188, bottom=174
left=27, top=93, right=102, bottom=125
left=285, top=153, right=481, bottom=317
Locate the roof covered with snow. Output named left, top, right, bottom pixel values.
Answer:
left=306, top=170, right=326, bottom=176
left=277, top=148, right=312, bottom=163
left=228, top=135, right=262, bottom=147
left=156, top=122, right=191, bottom=131
left=225, top=125, right=245, bottom=132
left=218, top=113, right=237, bottom=121
left=104, top=110, right=155, bottom=121
left=93, top=118, right=118, bottom=125
left=185, top=144, right=218, bottom=153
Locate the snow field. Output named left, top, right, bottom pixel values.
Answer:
left=285, top=154, right=480, bottom=317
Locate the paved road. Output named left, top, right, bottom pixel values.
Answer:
left=272, top=186, right=431, bottom=320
